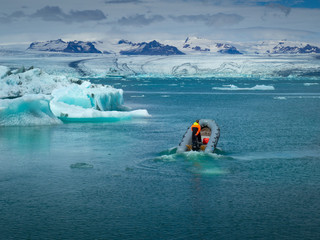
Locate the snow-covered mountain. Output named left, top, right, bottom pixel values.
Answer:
left=63, top=41, right=103, bottom=54
left=267, top=41, right=320, bottom=54
left=26, top=38, right=320, bottom=55
left=118, top=40, right=185, bottom=55
left=27, top=39, right=184, bottom=55
left=181, top=37, right=242, bottom=54
left=174, top=37, right=320, bottom=55
left=27, top=39, right=68, bottom=52
left=27, top=40, right=104, bottom=54
left=237, top=40, right=320, bottom=54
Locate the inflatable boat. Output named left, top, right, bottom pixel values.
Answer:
left=177, top=119, right=220, bottom=153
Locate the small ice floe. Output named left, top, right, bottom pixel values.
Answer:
left=304, top=83, right=319, bottom=86
left=130, top=95, right=145, bottom=98
left=273, top=96, right=287, bottom=100
left=50, top=101, right=150, bottom=122
left=274, top=95, right=320, bottom=100
left=212, top=84, right=275, bottom=91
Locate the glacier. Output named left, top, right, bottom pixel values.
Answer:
left=70, top=54, right=320, bottom=79
left=0, top=65, right=150, bottom=126
left=1, top=48, right=320, bottom=79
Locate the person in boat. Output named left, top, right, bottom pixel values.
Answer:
left=191, top=120, right=202, bottom=150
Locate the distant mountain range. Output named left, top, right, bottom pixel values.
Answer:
left=26, top=38, right=320, bottom=55
left=118, top=40, right=185, bottom=55
left=27, top=39, right=184, bottom=55
left=182, top=37, right=242, bottom=54
left=238, top=40, right=320, bottom=54
left=27, top=39, right=105, bottom=54
left=266, top=41, right=320, bottom=54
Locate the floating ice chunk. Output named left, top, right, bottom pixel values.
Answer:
left=0, top=66, right=71, bottom=98
left=51, top=82, right=125, bottom=111
left=50, top=101, right=150, bottom=122
left=0, top=94, right=62, bottom=126
left=50, top=82, right=150, bottom=122
left=304, top=83, right=319, bottom=86
left=0, top=65, right=150, bottom=125
left=0, top=66, right=10, bottom=78
left=130, top=95, right=145, bottom=98
left=212, top=84, right=275, bottom=91
left=274, top=96, right=287, bottom=100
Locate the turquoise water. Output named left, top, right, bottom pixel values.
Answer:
left=1, top=76, right=320, bottom=239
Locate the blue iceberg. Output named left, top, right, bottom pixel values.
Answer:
left=0, top=94, right=61, bottom=126
left=0, top=66, right=150, bottom=126
left=50, top=82, right=150, bottom=122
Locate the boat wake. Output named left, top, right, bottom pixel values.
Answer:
left=149, top=147, right=231, bottom=176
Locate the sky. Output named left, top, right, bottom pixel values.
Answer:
left=0, top=0, right=320, bottom=45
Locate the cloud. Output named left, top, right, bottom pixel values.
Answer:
left=218, top=26, right=317, bottom=42
left=171, top=13, right=244, bottom=26
left=118, top=14, right=165, bottom=26
left=30, top=6, right=106, bottom=23
left=69, top=10, right=107, bottom=22
left=0, top=11, right=26, bottom=23
left=266, top=3, right=291, bottom=16
left=31, top=6, right=65, bottom=22
left=9, top=11, right=26, bottom=18
left=0, top=17, right=10, bottom=24
left=261, top=3, right=291, bottom=21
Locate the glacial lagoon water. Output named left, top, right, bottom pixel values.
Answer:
left=1, top=55, right=320, bottom=239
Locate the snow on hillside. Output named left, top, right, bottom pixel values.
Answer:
left=166, top=37, right=320, bottom=55
left=234, top=40, right=320, bottom=54
left=177, top=37, right=242, bottom=54
left=25, top=38, right=320, bottom=55
left=268, top=41, right=320, bottom=54
left=64, top=41, right=102, bottom=54
left=27, top=40, right=103, bottom=54
left=28, top=39, right=67, bottom=52
left=118, top=40, right=185, bottom=55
